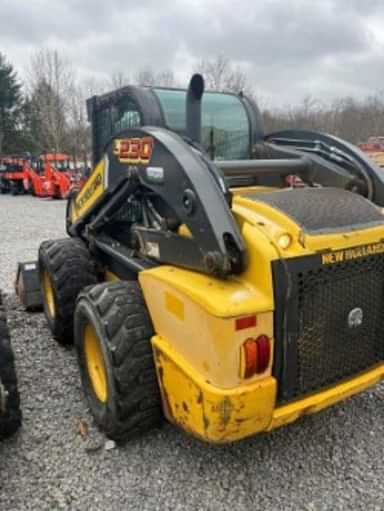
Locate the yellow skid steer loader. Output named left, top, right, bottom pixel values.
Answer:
left=34, top=74, right=384, bottom=443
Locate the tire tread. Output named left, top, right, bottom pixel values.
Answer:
left=0, top=293, right=22, bottom=439
left=76, top=281, right=162, bottom=442
left=39, top=238, right=98, bottom=344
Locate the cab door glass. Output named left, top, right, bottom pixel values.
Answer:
left=154, top=89, right=250, bottom=160
left=97, top=98, right=142, bottom=149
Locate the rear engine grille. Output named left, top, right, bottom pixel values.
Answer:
left=273, top=253, right=384, bottom=403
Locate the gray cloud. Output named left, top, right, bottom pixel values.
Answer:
left=1, top=0, right=384, bottom=105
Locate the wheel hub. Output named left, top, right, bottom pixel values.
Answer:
left=42, top=271, right=56, bottom=318
left=84, top=323, right=108, bottom=403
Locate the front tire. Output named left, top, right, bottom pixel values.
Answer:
left=0, top=294, right=22, bottom=439
left=39, top=238, right=98, bottom=344
left=74, top=281, right=162, bottom=442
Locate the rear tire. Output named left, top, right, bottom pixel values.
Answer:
left=74, top=281, right=162, bottom=442
left=0, top=294, right=22, bottom=439
left=39, top=238, right=98, bottom=344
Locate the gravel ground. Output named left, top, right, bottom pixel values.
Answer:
left=0, top=194, right=384, bottom=511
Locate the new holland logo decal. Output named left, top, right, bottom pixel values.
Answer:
left=73, top=156, right=108, bottom=218
left=321, top=241, right=384, bottom=265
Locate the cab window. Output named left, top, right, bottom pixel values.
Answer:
left=97, top=98, right=141, bottom=149
left=154, top=89, right=250, bottom=160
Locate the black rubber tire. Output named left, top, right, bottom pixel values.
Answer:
left=0, top=294, right=22, bottom=439
left=74, top=281, right=162, bottom=442
left=39, top=238, right=99, bottom=345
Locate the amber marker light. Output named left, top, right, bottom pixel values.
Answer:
left=277, top=233, right=292, bottom=250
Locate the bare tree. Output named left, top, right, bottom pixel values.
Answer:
left=262, top=91, right=384, bottom=145
left=23, top=48, right=384, bottom=163
left=156, top=70, right=176, bottom=87
left=195, top=55, right=252, bottom=94
left=27, top=49, right=74, bottom=152
left=135, top=68, right=156, bottom=87
left=110, top=71, right=129, bottom=89
left=66, top=82, right=89, bottom=165
left=135, top=67, right=176, bottom=87
left=82, top=76, right=108, bottom=97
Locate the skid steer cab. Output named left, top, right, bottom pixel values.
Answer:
left=30, top=74, right=384, bottom=444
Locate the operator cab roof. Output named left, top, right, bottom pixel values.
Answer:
left=87, top=81, right=264, bottom=165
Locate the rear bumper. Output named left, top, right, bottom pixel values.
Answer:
left=152, top=335, right=384, bottom=443
left=268, top=363, right=384, bottom=431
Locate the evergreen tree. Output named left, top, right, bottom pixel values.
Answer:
left=0, top=53, right=22, bottom=153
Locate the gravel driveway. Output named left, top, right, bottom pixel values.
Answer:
left=0, top=194, right=383, bottom=511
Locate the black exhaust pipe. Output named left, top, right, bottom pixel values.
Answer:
left=186, top=73, right=204, bottom=144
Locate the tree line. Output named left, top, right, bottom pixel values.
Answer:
left=1, top=50, right=384, bottom=161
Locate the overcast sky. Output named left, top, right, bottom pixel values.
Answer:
left=1, top=0, right=384, bottom=106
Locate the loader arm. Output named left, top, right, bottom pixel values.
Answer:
left=265, top=129, right=384, bottom=203
left=67, top=126, right=246, bottom=277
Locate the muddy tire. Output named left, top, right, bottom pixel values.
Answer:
left=39, top=238, right=98, bottom=345
left=74, top=281, right=162, bottom=442
left=0, top=294, right=22, bottom=439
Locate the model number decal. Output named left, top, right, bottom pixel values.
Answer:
left=321, top=241, right=384, bottom=265
left=113, top=137, right=154, bottom=165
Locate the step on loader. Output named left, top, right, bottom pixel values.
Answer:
left=31, top=74, right=384, bottom=443
left=0, top=292, right=21, bottom=439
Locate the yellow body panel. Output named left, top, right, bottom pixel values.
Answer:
left=268, top=364, right=384, bottom=431
left=110, top=184, right=384, bottom=442
left=152, top=335, right=277, bottom=443
left=105, top=270, right=119, bottom=282
left=152, top=334, right=384, bottom=443
left=139, top=269, right=274, bottom=388
left=232, top=190, right=384, bottom=257
left=140, top=264, right=273, bottom=318
left=365, top=151, right=384, bottom=168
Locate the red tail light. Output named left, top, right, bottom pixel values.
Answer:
left=255, top=335, right=270, bottom=374
left=241, top=335, right=271, bottom=378
left=243, top=338, right=258, bottom=378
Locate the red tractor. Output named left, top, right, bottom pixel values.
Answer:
left=1, top=153, right=85, bottom=199
left=22, top=158, right=47, bottom=197
left=25, top=153, right=71, bottom=199
left=0, top=155, right=29, bottom=195
left=23, top=153, right=83, bottom=199
left=36, top=153, right=85, bottom=199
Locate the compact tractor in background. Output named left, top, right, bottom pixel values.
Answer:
left=0, top=292, right=21, bottom=439
left=0, top=152, right=85, bottom=199
left=28, top=73, right=384, bottom=443
left=33, top=153, right=80, bottom=199
left=0, top=155, right=28, bottom=195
